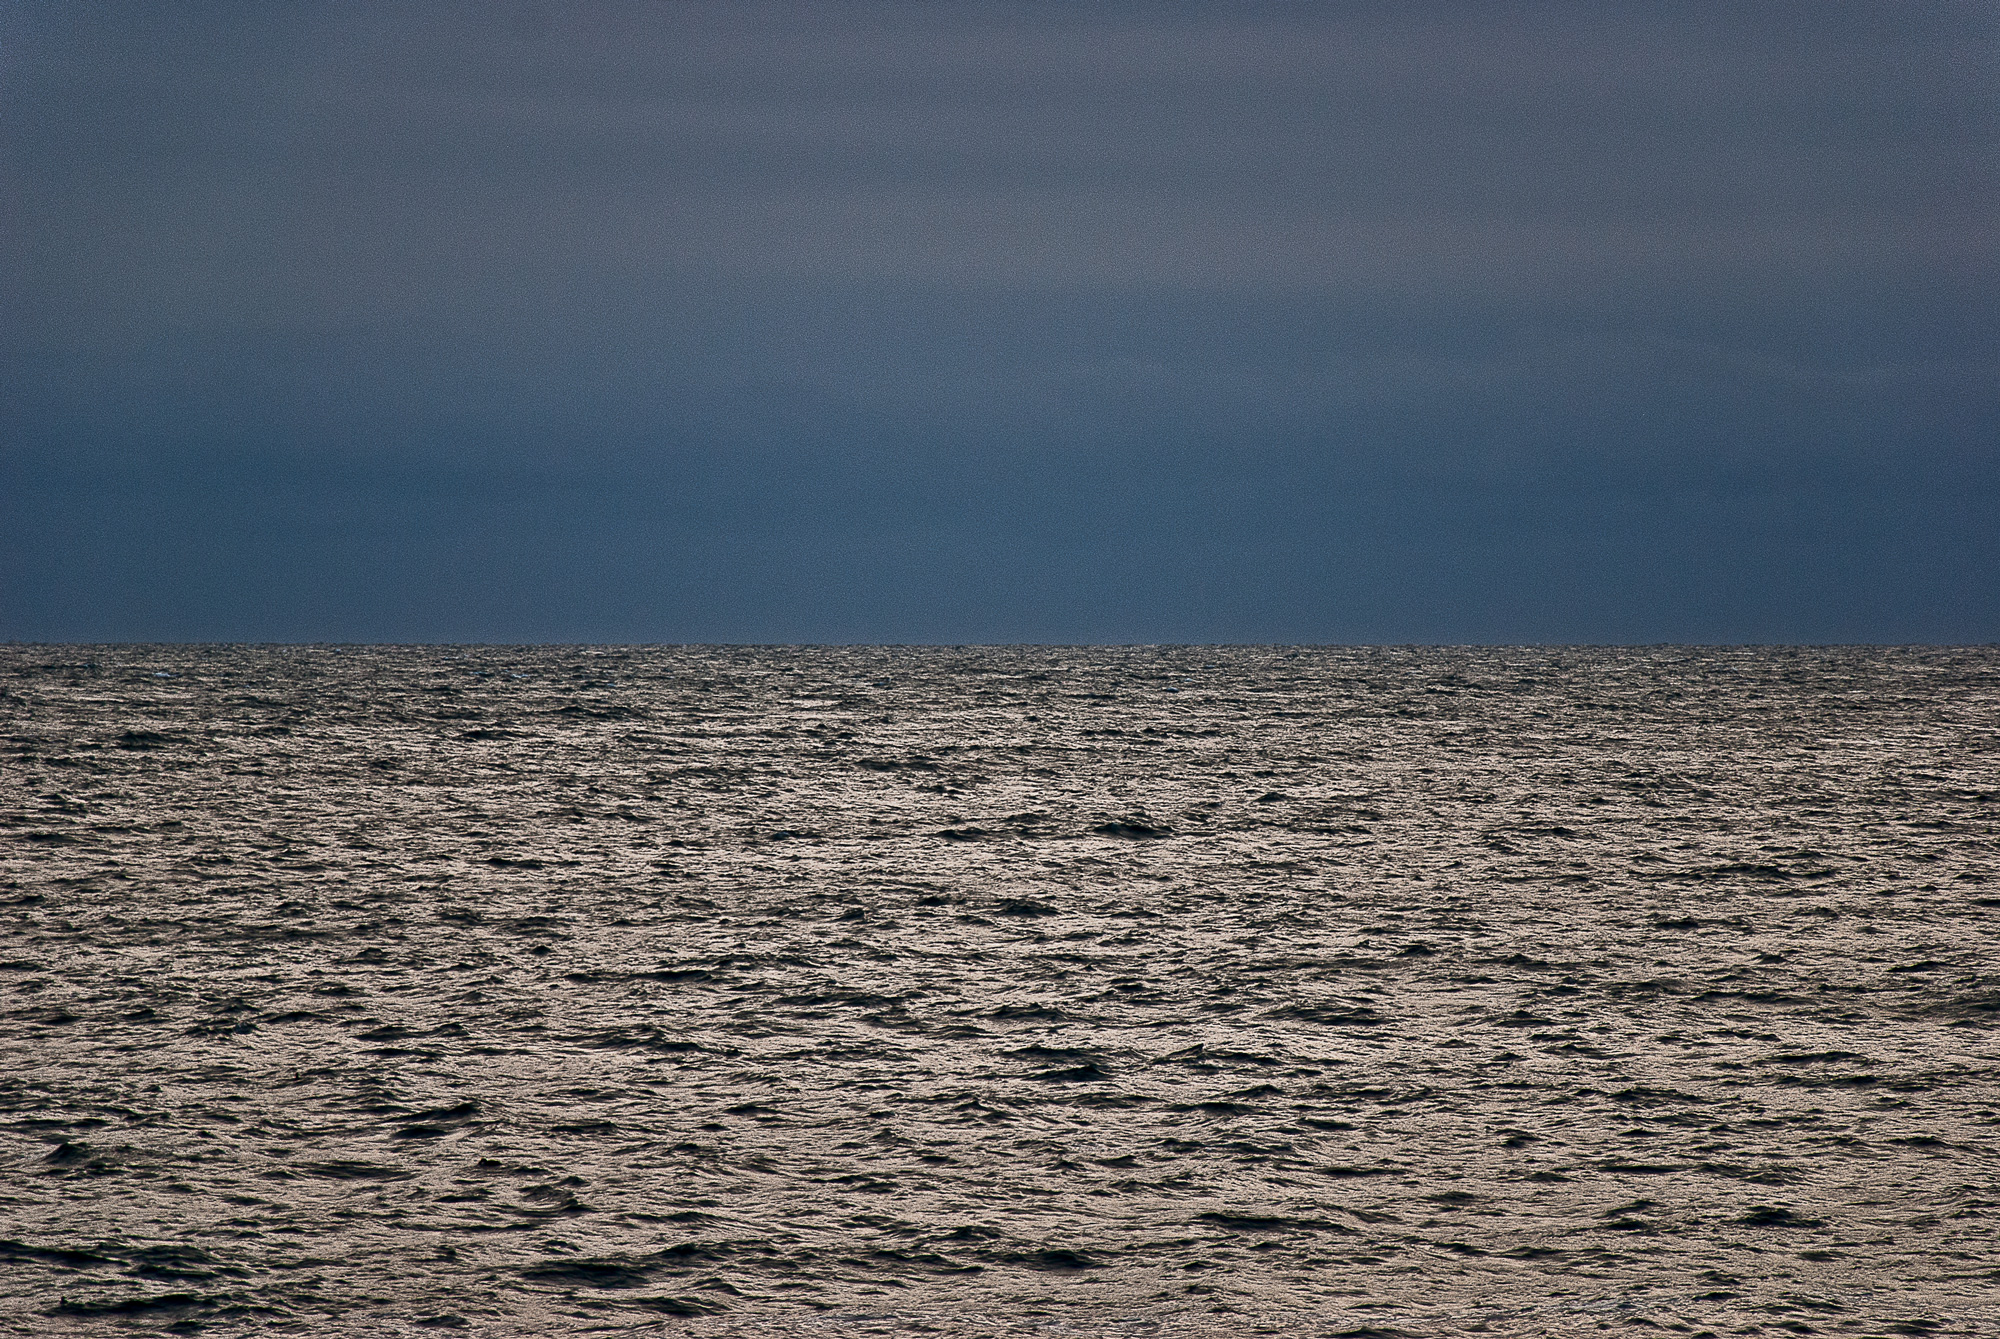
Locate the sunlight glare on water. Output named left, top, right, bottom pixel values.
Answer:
left=2, top=646, right=1996, bottom=1335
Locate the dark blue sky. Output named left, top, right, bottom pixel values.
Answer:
left=4, top=1, right=1995, bottom=642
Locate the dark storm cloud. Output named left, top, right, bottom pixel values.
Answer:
left=2, top=1, right=1995, bottom=641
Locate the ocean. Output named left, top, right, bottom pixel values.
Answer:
left=3, top=645, right=1995, bottom=1336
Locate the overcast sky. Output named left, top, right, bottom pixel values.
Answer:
left=4, top=0, right=1994, bottom=642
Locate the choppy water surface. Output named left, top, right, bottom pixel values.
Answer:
left=3, top=646, right=1997, bottom=1337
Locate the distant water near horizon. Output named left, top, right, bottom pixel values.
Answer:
left=3, top=645, right=1996, bottom=1336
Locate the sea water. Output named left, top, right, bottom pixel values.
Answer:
left=3, top=646, right=1995, bottom=1335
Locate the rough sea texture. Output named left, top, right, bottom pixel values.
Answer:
left=3, top=645, right=1997, bottom=1337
